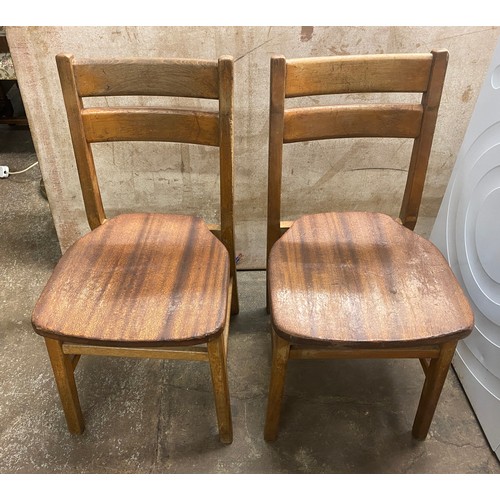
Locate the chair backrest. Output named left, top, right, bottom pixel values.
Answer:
left=267, top=51, right=448, bottom=261
left=56, top=53, right=236, bottom=273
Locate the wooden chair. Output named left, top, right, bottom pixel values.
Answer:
left=265, top=51, right=474, bottom=441
left=31, top=54, right=238, bottom=443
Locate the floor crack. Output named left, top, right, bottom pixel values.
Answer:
left=431, top=434, right=489, bottom=451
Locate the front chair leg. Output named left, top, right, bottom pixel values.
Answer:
left=44, top=338, right=85, bottom=434
left=412, top=341, right=458, bottom=440
left=264, top=328, right=291, bottom=441
left=207, top=334, right=233, bottom=444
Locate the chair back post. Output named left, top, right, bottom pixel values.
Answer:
left=399, top=49, right=449, bottom=229
left=266, top=55, right=286, bottom=264
left=217, top=55, right=239, bottom=313
left=56, top=54, right=106, bottom=230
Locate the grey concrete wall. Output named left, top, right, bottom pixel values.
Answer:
left=7, top=26, right=500, bottom=268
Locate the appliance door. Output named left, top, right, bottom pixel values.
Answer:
left=431, top=38, right=500, bottom=459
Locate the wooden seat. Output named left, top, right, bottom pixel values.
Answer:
left=264, top=52, right=474, bottom=442
left=270, top=212, right=472, bottom=346
left=33, top=214, right=229, bottom=346
left=32, top=54, right=238, bottom=443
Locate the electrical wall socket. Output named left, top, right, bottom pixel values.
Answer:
left=0, top=166, right=9, bottom=178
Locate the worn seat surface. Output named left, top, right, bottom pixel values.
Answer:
left=32, top=213, right=229, bottom=347
left=269, top=211, right=473, bottom=348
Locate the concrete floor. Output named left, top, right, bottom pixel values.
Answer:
left=0, top=126, right=499, bottom=474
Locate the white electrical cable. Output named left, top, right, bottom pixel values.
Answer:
left=8, top=161, right=39, bottom=175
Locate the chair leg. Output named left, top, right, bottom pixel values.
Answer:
left=412, top=341, right=457, bottom=440
left=230, top=275, right=239, bottom=316
left=207, top=334, right=233, bottom=444
left=264, top=329, right=291, bottom=441
left=44, top=338, right=85, bottom=434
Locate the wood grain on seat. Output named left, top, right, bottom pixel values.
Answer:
left=32, top=213, right=229, bottom=347
left=269, top=212, right=473, bottom=348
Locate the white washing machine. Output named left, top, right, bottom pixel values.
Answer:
left=431, top=38, right=500, bottom=459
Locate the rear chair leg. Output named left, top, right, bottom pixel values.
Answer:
left=412, top=341, right=457, bottom=440
left=44, top=338, right=85, bottom=434
left=207, top=334, right=233, bottom=444
left=230, top=275, right=239, bottom=315
left=264, top=329, right=291, bottom=441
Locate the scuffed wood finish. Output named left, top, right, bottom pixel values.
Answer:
left=74, top=58, right=219, bottom=98
left=283, top=104, right=423, bottom=143
left=269, top=212, right=474, bottom=348
left=285, top=53, right=433, bottom=97
left=419, top=357, right=430, bottom=375
left=32, top=213, right=229, bottom=347
left=82, top=108, right=219, bottom=146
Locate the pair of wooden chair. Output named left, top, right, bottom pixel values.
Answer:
left=32, top=51, right=473, bottom=445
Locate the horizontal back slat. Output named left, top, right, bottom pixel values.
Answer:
left=283, top=105, right=424, bottom=143
left=82, top=108, right=220, bottom=146
left=74, top=58, right=219, bottom=98
left=285, top=54, right=433, bottom=97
